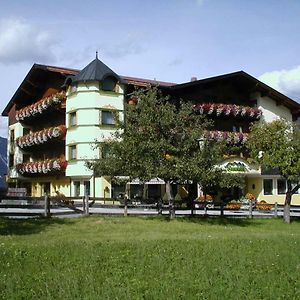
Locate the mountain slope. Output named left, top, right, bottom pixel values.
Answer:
left=0, top=137, right=7, bottom=190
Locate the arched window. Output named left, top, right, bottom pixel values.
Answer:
left=102, top=76, right=118, bottom=91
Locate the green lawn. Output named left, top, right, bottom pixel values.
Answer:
left=0, top=216, right=299, bottom=299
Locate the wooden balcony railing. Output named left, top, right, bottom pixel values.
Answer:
left=15, top=91, right=66, bottom=122
left=193, top=103, right=262, bottom=120
left=204, top=130, right=248, bottom=144
left=16, top=158, right=67, bottom=175
left=16, top=125, right=66, bottom=149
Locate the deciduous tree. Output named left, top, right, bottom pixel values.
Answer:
left=247, top=119, right=300, bottom=223
left=89, top=86, right=243, bottom=218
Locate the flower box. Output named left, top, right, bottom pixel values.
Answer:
left=256, top=201, right=272, bottom=210
left=226, top=203, right=241, bottom=210
left=16, top=158, right=67, bottom=175
left=16, top=125, right=66, bottom=149
left=193, top=102, right=262, bottom=120
left=16, top=91, right=66, bottom=122
left=204, top=130, right=248, bottom=145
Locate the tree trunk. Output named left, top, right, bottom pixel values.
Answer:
left=157, top=198, right=163, bottom=215
left=284, top=192, right=292, bottom=223
left=124, top=183, right=130, bottom=217
left=166, top=180, right=175, bottom=219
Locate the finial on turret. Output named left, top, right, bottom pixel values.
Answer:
left=96, top=51, right=98, bottom=59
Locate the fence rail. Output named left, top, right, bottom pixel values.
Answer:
left=0, top=196, right=300, bottom=219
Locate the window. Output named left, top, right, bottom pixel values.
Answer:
left=69, top=145, right=77, bottom=160
left=101, top=111, right=116, bottom=125
left=23, top=128, right=30, bottom=135
left=233, top=125, right=243, bottom=133
left=10, top=130, right=15, bottom=143
left=102, top=77, right=117, bottom=91
left=101, top=143, right=112, bottom=158
left=9, top=154, right=14, bottom=168
left=263, top=179, right=273, bottom=195
left=23, top=154, right=31, bottom=163
left=277, top=179, right=286, bottom=195
left=74, top=181, right=80, bottom=197
left=69, top=112, right=77, bottom=127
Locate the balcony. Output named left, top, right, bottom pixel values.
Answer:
left=204, top=130, right=248, bottom=145
left=16, top=158, right=67, bottom=175
left=15, top=91, right=66, bottom=122
left=193, top=103, right=262, bottom=120
left=16, top=125, right=66, bottom=149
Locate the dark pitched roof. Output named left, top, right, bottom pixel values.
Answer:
left=171, top=70, right=300, bottom=113
left=121, top=75, right=175, bottom=87
left=1, top=64, right=78, bottom=116
left=71, top=56, right=120, bottom=83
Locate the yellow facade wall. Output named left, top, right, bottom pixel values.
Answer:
left=246, top=177, right=300, bottom=205
left=30, top=178, right=70, bottom=197
left=246, top=177, right=262, bottom=200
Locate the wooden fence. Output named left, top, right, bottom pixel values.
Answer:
left=0, top=196, right=299, bottom=219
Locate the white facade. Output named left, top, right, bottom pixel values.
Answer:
left=257, top=94, right=293, bottom=123
left=65, top=81, right=125, bottom=197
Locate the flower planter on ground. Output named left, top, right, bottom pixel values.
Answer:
left=256, top=201, right=273, bottom=210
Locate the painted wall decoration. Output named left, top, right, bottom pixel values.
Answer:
left=224, top=161, right=249, bottom=172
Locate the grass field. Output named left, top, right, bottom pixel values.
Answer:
left=0, top=216, right=299, bottom=299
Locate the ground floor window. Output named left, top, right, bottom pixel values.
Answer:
left=130, top=184, right=143, bottom=200
left=148, top=184, right=162, bottom=201
left=263, top=179, right=273, bottom=195
left=277, top=179, right=286, bottom=195
left=74, top=181, right=80, bottom=197
left=112, top=183, right=126, bottom=199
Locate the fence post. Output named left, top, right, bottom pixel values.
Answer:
left=191, top=199, right=194, bottom=217
left=124, top=194, right=128, bottom=217
left=274, top=202, right=278, bottom=218
left=44, top=193, right=50, bottom=218
left=157, top=199, right=163, bottom=215
left=82, top=196, right=85, bottom=214
left=84, top=194, right=89, bottom=215
left=204, top=201, right=207, bottom=216
left=220, top=202, right=224, bottom=217
left=249, top=201, right=253, bottom=219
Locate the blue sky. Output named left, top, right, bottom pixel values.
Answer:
left=0, top=0, right=300, bottom=136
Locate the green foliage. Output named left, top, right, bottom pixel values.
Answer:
left=0, top=217, right=300, bottom=299
left=88, top=86, right=242, bottom=193
left=247, top=119, right=300, bottom=182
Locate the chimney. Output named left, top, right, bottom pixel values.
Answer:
left=191, top=76, right=197, bottom=82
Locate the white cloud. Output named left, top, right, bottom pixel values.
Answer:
left=101, top=35, right=145, bottom=59
left=259, top=65, right=300, bottom=102
left=0, top=18, right=59, bottom=64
